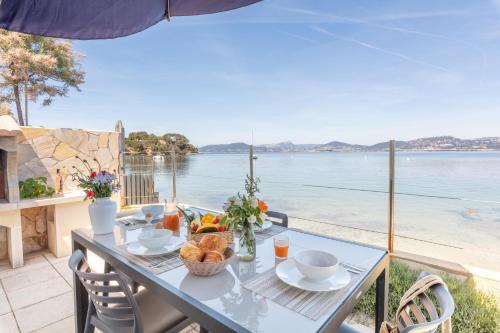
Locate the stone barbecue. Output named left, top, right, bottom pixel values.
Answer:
left=0, top=114, right=123, bottom=267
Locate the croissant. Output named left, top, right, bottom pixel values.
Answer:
left=180, top=242, right=204, bottom=262
left=203, top=250, right=224, bottom=263
left=198, top=234, right=227, bottom=253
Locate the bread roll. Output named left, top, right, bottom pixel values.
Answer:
left=198, top=234, right=227, bottom=253
left=180, top=242, right=204, bottom=262
left=203, top=250, right=224, bottom=263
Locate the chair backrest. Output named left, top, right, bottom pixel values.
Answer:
left=116, top=207, right=140, bottom=219
left=266, top=211, right=288, bottom=228
left=68, top=250, right=143, bottom=333
left=397, top=272, right=455, bottom=333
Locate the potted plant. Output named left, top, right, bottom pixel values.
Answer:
left=71, top=156, right=119, bottom=235
left=223, top=176, right=268, bottom=261
left=19, top=177, right=55, bottom=199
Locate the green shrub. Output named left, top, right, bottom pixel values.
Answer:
left=19, top=177, right=55, bottom=199
left=355, top=261, right=500, bottom=333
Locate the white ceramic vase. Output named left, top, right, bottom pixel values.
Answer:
left=89, top=197, right=117, bottom=235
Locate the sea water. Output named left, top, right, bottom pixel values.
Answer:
left=126, top=152, right=500, bottom=270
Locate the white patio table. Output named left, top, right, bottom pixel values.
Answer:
left=71, top=210, right=389, bottom=333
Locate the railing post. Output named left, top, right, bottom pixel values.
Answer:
left=115, top=120, right=125, bottom=208
left=249, top=144, right=254, bottom=183
left=171, top=136, right=177, bottom=202
left=388, top=140, right=396, bottom=253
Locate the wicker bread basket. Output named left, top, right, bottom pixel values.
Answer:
left=187, top=229, right=235, bottom=244
left=182, top=248, right=234, bottom=276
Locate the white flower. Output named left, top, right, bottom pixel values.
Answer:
left=235, top=199, right=242, bottom=206
left=248, top=215, right=257, bottom=224
left=92, top=172, right=116, bottom=185
left=260, top=213, right=267, bottom=221
left=250, top=197, right=258, bottom=208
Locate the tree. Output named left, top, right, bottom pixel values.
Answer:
left=125, top=132, right=198, bottom=155
left=0, top=29, right=84, bottom=126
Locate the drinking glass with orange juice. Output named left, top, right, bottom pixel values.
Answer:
left=163, top=212, right=179, bottom=232
left=274, top=235, right=289, bottom=259
left=163, top=202, right=180, bottom=232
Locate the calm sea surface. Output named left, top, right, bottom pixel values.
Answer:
left=125, top=152, right=500, bottom=262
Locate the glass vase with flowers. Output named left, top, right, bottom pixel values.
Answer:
left=223, top=176, right=268, bottom=261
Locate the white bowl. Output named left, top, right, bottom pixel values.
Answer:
left=138, top=229, right=172, bottom=250
left=294, top=250, right=339, bottom=281
left=141, top=205, right=164, bottom=219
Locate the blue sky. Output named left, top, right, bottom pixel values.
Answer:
left=26, top=0, right=500, bottom=146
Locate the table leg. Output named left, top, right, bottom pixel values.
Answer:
left=103, top=262, right=112, bottom=307
left=73, top=239, right=88, bottom=333
left=375, top=267, right=389, bottom=332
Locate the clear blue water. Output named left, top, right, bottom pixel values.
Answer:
left=126, top=152, right=500, bottom=264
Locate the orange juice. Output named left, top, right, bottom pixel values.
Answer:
left=163, top=212, right=180, bottom=232
left=274, top=244, right=289, bottom=258
left=274, top=235, right=289, bottom=259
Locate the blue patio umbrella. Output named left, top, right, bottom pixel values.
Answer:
left=0, top=0, right=262, bottom=39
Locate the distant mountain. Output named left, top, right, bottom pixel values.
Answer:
left=258, top=141, right=318, bottom=152
left=199, top=142, right=249, bottom=153
left=316, top=141, right=366, bottom=152
left=369, top=136, right=500, bottom=151
left=199, top=136, right=500, bottom=153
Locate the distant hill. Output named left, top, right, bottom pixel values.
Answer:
left=368, top=136, right=500, bottom=151
left=258, top=141, right=318, bottom=152
left=199, top=142, right=250, bottom=153
left=199, top=136, right=500, bottom=153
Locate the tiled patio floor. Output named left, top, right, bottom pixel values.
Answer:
left=0, top=251, right=74, bottom=333
left=0, top=250, right=370, bottom=333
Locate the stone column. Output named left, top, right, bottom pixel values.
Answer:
left=2, top=210, right=24, bottom=268
left=8, top=223, right=23, bottom=268
left=6, top=151, right=19, bottom=202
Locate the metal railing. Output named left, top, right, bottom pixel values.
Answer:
left=122, top=173, right=159, bottom=205
left=123, top=148, right=500, bottom=274
left=388, top=140, right=395, bottom=253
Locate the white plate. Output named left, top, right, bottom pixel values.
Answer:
left=275, top=258, right=351, bottom=292
left=131, top=212, right=162, bottom=222
left=255, top=219, right=273, bottom=232
left=126, top=237, right=184, bottom=256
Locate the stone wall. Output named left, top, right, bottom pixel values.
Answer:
left=21, top=206, right=51, bottom=254
left=17, top=127, right=120, bottom=191
left=0, top=207, right=52, bottom=258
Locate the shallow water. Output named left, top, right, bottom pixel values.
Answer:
left=125, top=152, right=500, bottom=265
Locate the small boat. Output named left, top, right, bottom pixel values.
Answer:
left=153, top=155, right=164, bottom=161
left=252, top=155, right=258, bottom=160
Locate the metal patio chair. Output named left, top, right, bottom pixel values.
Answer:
left=336, top=272, right=455, bottom=333
left=69, top=250, right=192, bottom=333
left=266, top=211, right=288, bottom=228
